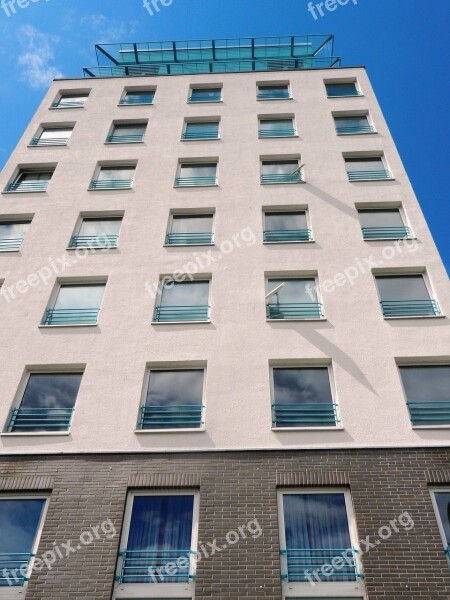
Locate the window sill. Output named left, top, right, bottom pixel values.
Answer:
left=104, top=141, right=145, bottom=145
left=187, top=99, right=223, bottom=104
left=0, top=249, right=21, bottom=253
left=66, top=246, right=117, bottom=251
left=164, top=243, right=214, bottom=248
left=337, top=131, right=378, bottom=136
left=383, top=315, right=445, bottom=320
left=152, top=320, right=212, bottom=325
left=27, top=144, right=69, bottom=148
left=38, top=323, right=99, bottom=328
left=173, top=184, right=219, bottom=188
left=180, top=137, right=221, bottom=142
left=327, top=94, right=365, bottom=98
left=135, top=427, right=206, bottom=434
left=272, top=425, right=343, bottom=431
left=412, top=425, right=450, bottom=430
left=364, top=237, right=416, bottom=242
left=348, top=178, right=395, bottom=182
left=263, top=240, right=314, bottom=245
left=266, top=317, right=326, bottom=322
left=1, top=431, right=71, bottom=437
left=2, top=190, right=47, bottom=195
left=117, top=103, right=154, bottom=107
left=257, top=97, right=293, bottom=101
left=88, top=187, right=133, bottom=191
left=49, top=106, right=85, bottom=110
left=261, top=181, right=305, bottom=185
left=258, top=134, right=299, bottom=139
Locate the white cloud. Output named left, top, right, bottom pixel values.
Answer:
left=81, top=14, right=139, bottom=42
left=17, top=25, right=63, bottom=89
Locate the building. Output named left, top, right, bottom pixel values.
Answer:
left=0, top=34, right=449, bottom=600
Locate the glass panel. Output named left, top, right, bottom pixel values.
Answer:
left=179, top=164, right=217, bottom=178
left=97, top=167, right=135, bottom=181
left=112, top=124, right=146, bottom=135
left=358, top=209, right=404, bottom=228
left=171, top=215, right=213, bottom=234
left=185, top=122, right=219, bottom=133
left=375, top=275, right=430, bottom=301
left=274, top=368, right=333, bottom=405
left=400, top=366, right=450, bottom=404
left=334, top=116, right=368, bottom=127
left=345, top=157, right=383, bottom=172
left=260, top=119, right=293, bottom=130
left=124, top=91, right=154, bottom=102
left=265, top=212, right=307, bottom=230
left=190, top=88, right=221, bottom=100
left=160, top=281, right=209, bottom=306
left=53, top=284, right=105, bottom=310
left=262, top=160, right=298, bottom=175
left=58, top=94, right=88, bottom=104
left=0, top=498, right=46, bottom=587
left=0, top=221, right=30, bottom=238
left=434, top=492, right=450, bottom=545
left=18, top=172, right=52, bottom=182
left=268, top=278, right=316, bottom=303
left=258, top=85, right=288, bottom=94
left=40, top=128, right=73, bottom=140
left=326, top=82, right=358, bottom=96
left=78, top=218, right=122, bottom=237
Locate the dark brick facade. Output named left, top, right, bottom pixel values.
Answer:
left=1, top=448, right=449, bottom=600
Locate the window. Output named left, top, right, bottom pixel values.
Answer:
left=107, top=123, right=146, bottom=144
left=166, top=213, right=214, bottom=245
left=119, top=89, right=155, bottom=105
left=399, top=365, right=450, bottom=427
left=358, top=208, right=411, bottom=240
left=138, top=369, right=205, bottom=430
left=69, top=216, right=122, bottom=249
left=6, top=169, right=54, bottom=193
left=175, top=163, right=218, bottom=187
left=345, top=157, right=392, bottom=181
left=375, top=274, right=440, bottom=317
left=266, top=278, right=322, bottom=320
left=430, top=490, right=450, bottom=567
left=278, top=490, right=364, bottom=598
left=90, top=166, right=135, bottom=190
left=114, top=492, right=198, bottom=597
left=334, top=115, right=374, bottom=135
left=51, top=92, right=89, bottom=108
left=154, top=279, right=210, bottom=323
left=31, top=126, right=73, bottom=146
left=182, top=121, right=220, bottom=140
left=5, top=372, right=82, bottom=433
left=0, top=496, right=48, bottom=588
left=0, top=219, right=31, bottom=252
left=188, top=87, right=222, bottom=103
left=263, top=210, right=311, bottom=242
left=259, top=118, right=296, bottom=138
left=261, top=159, right=303, bottom=184
left=326, top=81, right=361, bottom=97
left=272, top=367, right=338, bottom=428
left=42, top=283, right=106, bottom=326
left=257, top=84, right=291, bottom=100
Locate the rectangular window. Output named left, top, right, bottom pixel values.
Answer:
left=263, top=211, right=311, bottom=243
left=375, top=274, right=440, bottom=317
left=261, top=160, right=303, bottom=184
left=272, top=367, right=338, bottom=428
left=257, top=84, right=290, bottom=100
left=334, top=115, right=374, bottom=135
left=42, top=283, right=106, bottom=326
left=52, top=93, right=88, bottom=108
left=266, top=278, right=322, bottom=320
left=0, top=220, right=31, bottom=252
left=6, top=372, right=82, bottom=433
left=139, top=369, right=205, bottom=430
left=154, top=279, right=210, bottom=323
left=0, top=496, right=48, bottom=587
left=358, top=208, right=411, bottom=240
left=345, top=157, right=392, bottom=181
left=166, top=214, right=214, bottom=245
left=107, top=123, right=146, bottom=144
left=431, top=490, right=450, bottom=567
left=182, top=121, right=220, bottom=140
left=278, top=490, right=363, bottom=598
left=188, top=87, right=222, bottom=103
left=114, top=492, right=198, bottom=595
left=69, top=216, right=122, bottom=249
left=31, top=127, right=73, bottom=146
left=6, top=170, right=54, bottom=193
left=175, top=163, right=218, bottom=187
left=399, top=365, right=450, bottom=427
left=259, top=118, right=296, bottom=138
left=90, top=166, right=135, bottom=190
left=119, top=89, right=155, bottom=105
left=326, top=82, right=361, bottom=97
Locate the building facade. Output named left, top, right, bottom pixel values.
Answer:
left=0, top=35, right=449, bottom=600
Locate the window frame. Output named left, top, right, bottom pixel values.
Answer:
left=356, top=203, right=413, bottom=241
left=332, top=111, right=375, bottom=136
left=153, top=276, right=212, bottom=324
left=187, top=85, right=223, bottom=104
left=50, top=90, right=90, bottom=109
left=41, top=279, right=107, bottom=327
left=181, top=118, right=221, bottom=141
left=260, top=156, right=304, bottom=185
left=118, top=87, right=156, bottom=106
left=68, top=212, right=123, bottom=250
left=30, top=124, right=75, bottom=147
left=106, top=121, right=147, bottom=145
left=265, top=274, right=324, bottom=321
left=113, top=490, right=200, bottom=599
left=256, top=81, right=292, bottom=101
left=374, top=271, right=441, bottom=319
left=175, top=161, right=219, bottom=188
left=4, top=167, right=55, bottom=194
left=90, top=164, right=137, bottom=191
left=258, top=115, right=297, bottom=139
left=324, top=79, right=362, bottom=98
left=0, top=216, right=33, bottom=252
left=344, top=154, right=393, bottom=181
left=429, top=487, right=450, bottom=568
left=262, top=207, right=312, bottom=244
left=165, top=211, right=215, bottom=247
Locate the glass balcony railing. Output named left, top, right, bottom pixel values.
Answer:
left=407, top=400, right=450, bottom=426
left=115, top=549, right=196, bottom=584
left=6, top=181, right=49, bottom=192
left=336, top=125, right=375, bottom=135
left=175, top=176, right=217, bottom=187
left=0, top=553, right=34, bottom=586
left=182, top=129, right=219, bottom=140
left=257, top=90, right=291, bottom=100
left=261, top=172, right=303, bottom=184
left=42, top=308, right=100, bottom=325
left=106, top=134, right=145, bottom=143
left=30, top=137, right=70, bottom=146
left=381, top=299, right=440, bottom=317
left=264, top=229, right=311, bottom=242
left=362, top=226, right=412, bottom=240
left=69, top=235, right=118, bottom=248
left=280, top=547, right=362, bottom=582
left=266, top=303, right=323, bottom=319
left=273, top=402, right=339, bottom=427
left=6, top=407, right=74, bottom=432
left=90, top=179, right=133, bottom=189
left=165, top=232, right=213, bottom=245
left=259, top=128, right=296, bottom=138
left=347, top=170, right=392, bottom=181
left=0, top=238, right=24, bottom=251
left=139, top=404, right=204, bottom=429
left=153, top=305, right=210, bottom=322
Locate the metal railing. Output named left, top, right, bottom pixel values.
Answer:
left=0, top=238, right=24, bottom=251
left=273, top=402, right=338, bottom=427
left=43, top=308, right=100, bottom=325
left=261, top=172, right=303, bottom=184
left=362, top=226, right=412, bottom=240
left=182, top=129, right=219, bottom=140
left=51, top=100, right=86, bottom=108
left=69, top=235, right=118, bottom=248
left=336, top=125, right=375, bottom=135
left=407, top=400, right=450, bottom=426
left=327, top=90, right=363, bottom=98
left=119, top=96, right=154, bottom=105
left=257, top=90, right=291, bottom=100
left=0, top=553, right=34, bottom=586
left=115, top=549, right=196, bottom=584
left=7, top=407, right=74, bottom=432
left=31, top=137, right=70, bottom=146
left=90, top=179, right=133, bottom=189
left=347, top=170, right=392, bottom=181
left=259, top=128, right=296, bottom=138
left=188, top=93, right=222, bottom=102
left=107, top=134, right=145, bottom=143
left=166, top=232, right=213, bottom=245
left=380, top=299, right=440, bottom=317
left=153, top=305, right=210, bottom=322
left=264, top=229, right=311, bottom=242
left=280, top=547, right=362, bottom=582
left=266, top=302, right=323, bottom=319
left=175, top=176, right=217, bottom=187
left=139, top=405, right=204, bottom=429
left=6, top=181, right=49, bottom=192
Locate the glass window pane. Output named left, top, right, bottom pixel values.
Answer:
left=262, top=160, right=298, bottom=175
left=358, top=209, right=404, bottom=228
left=345, top=157, right=383, bottom=172
left=59, top=95, right=88, bottom=104
left=18, top=172, right=52, bottom=182
left=376, top=275, right=430, bottom=301
left=434, top=492, right=450, bottom=545
left=268, top=278, right=316, bottom=304
left=0, top=221, right=30, bottom=238
left=40, top=128, right=72, bottom=140
left=259, top=85, right=288, bottom=94
left=171, top=215, right=213, bottom=234
left=191, top=88, right=221, bottom=99
left=98, top=167, right=135, bottom=181
left=326, top=82, right=357, bottom=96
left=53, top=284, right=105, bottom=310
left=0, top=498, right=45, bottom=555
left=78, top=218, right=122, bottom=237
left=260, top=119, right=293, bottom=130
left=146, top=370, right=204, bottom=408
left=20, top=373, right=82, bottom=410
left=179, top=164, right=217, bottom=177
left=274, top=368, right=333, bottom=405
left=125, top=91, right=154, bottom=102
left=160, top=281, right=209, bottom=306
left=334, top=116, right=368, bottom=127
left=185, top=122, right=219, bottom=133
left=265, top=212, right=306, bottom=230
left=399, top=366, right=450, bottom=404
left=112, top=124, right=146, bottom=135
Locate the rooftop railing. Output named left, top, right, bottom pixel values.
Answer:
left=0, top=553, right=34, bottom=586
left=139, top=405, right=204, bottom=429
left=6, top=181, right=49, bottom=192
left=165, top=232, right=213, bottom=245
left=407, top=400, right=450, bottom=426
left=43, top=308, right=100, bottom=325
left=115, top=549, right=196, bottom=584
left=264, top=229, right=311, bottom=242
left=175, top=176, right=217, bottom=187
left=266, top=303, right=323, bottom=319
left=280, top=547, right=362, bottom=582
left=261, top=172, right=303, bottom=184
left=90, top=179, right=133, bottom=189
left=362, top=226, right=412, bottom=240
left=69, top=235, right=118, bottom=248
left=347, top=170, right=392, bottom=181
left=7, top=407, right=74, bottom=432
left=380, top=299, right=440, bottom=317
left=0, top=238, right=24, bottom=251
left=273, top=402, right=339, bottom=427
left=153, top=305, right=210, bottom=322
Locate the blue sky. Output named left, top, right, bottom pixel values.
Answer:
left=0, top=0, right=448, bottom=272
